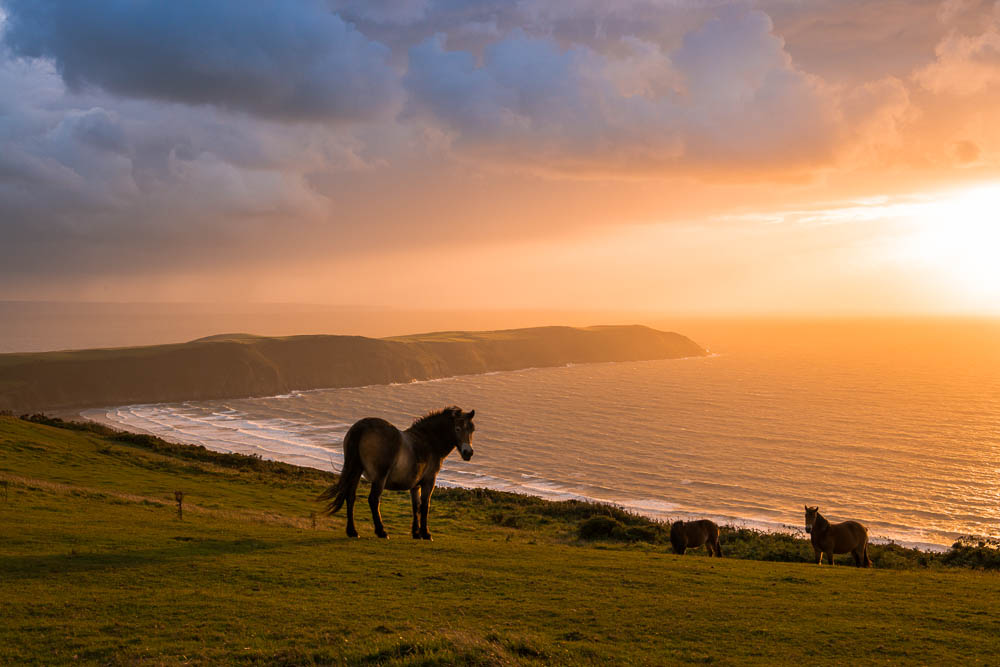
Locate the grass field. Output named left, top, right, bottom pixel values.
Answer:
left=2, top=416, right=1000, bottom=665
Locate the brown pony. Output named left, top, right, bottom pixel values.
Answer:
left=317, top=407, right=475, bottom=540
left=670, top=519, right=722, bottom=556
left=804, top=506, right=872, bottom=567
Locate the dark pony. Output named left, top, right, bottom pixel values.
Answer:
left=670, top=519, right=722, bottom=556
left=804, top=506, right=872, bottom=567
left=317, top=407, right=476, bottom=540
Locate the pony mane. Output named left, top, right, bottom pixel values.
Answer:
left=409, top=406, right=461, bottom=432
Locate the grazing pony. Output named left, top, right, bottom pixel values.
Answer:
left=317, top=407, right=476, bottom=540
left=804, top=506, right=872, bottom=567
left=670, top=519, right=722, bottom=556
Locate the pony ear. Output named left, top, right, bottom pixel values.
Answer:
left=466, top=409, right=475, bottom=419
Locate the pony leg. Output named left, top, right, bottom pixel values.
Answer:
left=410, top=487, right=422, bottom=539
left=852, top=548, right=862, bottom=567
left=713, top=537, right=723, bottom=557
left=863, top=543, right=872, bottom=568
left=827, top=552, right=834, bottom=565
left=345, top=483, right=359, bottom=538
left=368, top=476, right=388, bottom=539
left=813, top=547, right=822, bottom=565
left=418, top=479, right=435, bottom=540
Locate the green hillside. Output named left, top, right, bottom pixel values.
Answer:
left=2, top=416, right=999, bottom=664
left=0, top=325, right=705, bottom=414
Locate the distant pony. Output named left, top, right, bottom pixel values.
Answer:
left=804, top=506, right=871, bottom=567
left=670, top=519, right=722, bottom=556
left=317, top=407, right=476, bottom=540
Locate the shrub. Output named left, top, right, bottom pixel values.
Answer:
left=941, top=537, right=1000, bottom=570
left=578, top=516, right=626, bottom=541
left=719, top=528, right=813, bottom=563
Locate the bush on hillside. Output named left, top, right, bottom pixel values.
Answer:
left=578, top=516, right=627, bottom=541
left=942, top=537, right=1000, bottom=570
left=719, top=528, right=813, bottom=563
left=576, top=516, right=667, bottom=543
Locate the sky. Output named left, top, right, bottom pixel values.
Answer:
left=1, top=0, right=999, bottom=316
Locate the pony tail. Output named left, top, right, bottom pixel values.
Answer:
left=316, top=424, right=364, bottom=515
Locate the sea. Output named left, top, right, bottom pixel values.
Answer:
left=61, top=315, right=1000, bottom=552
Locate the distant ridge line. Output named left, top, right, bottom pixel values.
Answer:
left=0, top=325, right=706, bottom=414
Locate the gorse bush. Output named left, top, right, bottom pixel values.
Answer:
left=440, top=486, right=659, bottom=528
left=719, top=527, right=813, bottom=563
left=578, top=515, right=626, bottom=540
left=576, top=516, right=667, bottom=543
left=941, top=537, right=1000, bottom=570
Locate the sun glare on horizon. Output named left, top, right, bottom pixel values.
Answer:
left=899, top=184, right=1000, bottom=304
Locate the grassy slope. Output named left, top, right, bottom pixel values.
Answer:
left=2, top=417, right=999, bottom=665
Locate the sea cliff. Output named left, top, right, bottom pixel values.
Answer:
left=0, top=324, right=705, bottom=413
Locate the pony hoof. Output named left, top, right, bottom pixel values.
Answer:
left=346, top=530, right=359, bottom=538
left=420, top=534, right=433, bottom=541
left=376, top=532, right=389, bottom=539
left=412, top=533, right=422, bottom=540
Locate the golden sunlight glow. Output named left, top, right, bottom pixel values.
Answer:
left=901, top=184, right=1000, bottom=301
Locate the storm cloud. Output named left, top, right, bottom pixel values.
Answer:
left=1, top=0, right=400, bottom=121
left=1, top=0, right=999, bottom=300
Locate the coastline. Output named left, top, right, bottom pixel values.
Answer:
left=0, top=324, right=706, bottom=414
left=21, top=336, right=984, bottom=556
left=77, top=392, right=951, bottom=554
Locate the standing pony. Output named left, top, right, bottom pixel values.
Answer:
left=804, top=506, right=872, bottom=567
left=318, top=407, right=476, bottom=540
left=670, top=519, right=722, bottom=556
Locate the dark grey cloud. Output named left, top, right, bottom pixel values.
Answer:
left=1, top=0, right=400, bottom=121
left=330, top=0, right=714, bottom=56
left=0, top=0, right=920, bottom=171
left=403, top=7, right=846, bottom=171
left=0, top=54, right=382, bottom=291
left=1, top=0, right=997, bottom=299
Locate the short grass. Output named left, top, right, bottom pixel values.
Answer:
left=2, top=416, right=999, bottom=665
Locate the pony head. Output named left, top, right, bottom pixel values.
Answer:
left=451, top=408, right=476, bottom=461
left=669, top=520, right=687, bottom=554
left=804, top=506, right=819, bottom=533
